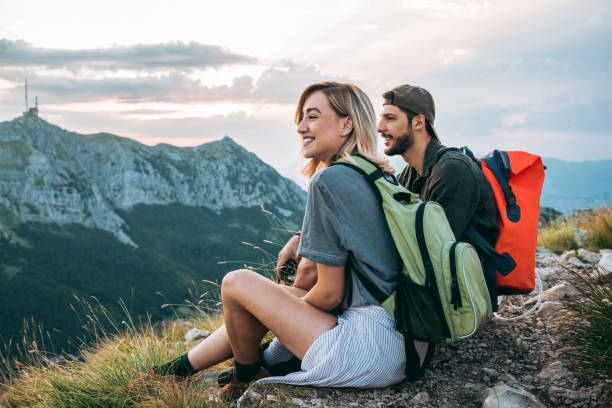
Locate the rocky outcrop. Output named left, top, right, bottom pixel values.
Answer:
left=0, top=115, right=306, bottom=246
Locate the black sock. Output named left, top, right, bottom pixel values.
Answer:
left=234, top=360, right=261, bottom=383
left=153, top=353, right=196, bottom=377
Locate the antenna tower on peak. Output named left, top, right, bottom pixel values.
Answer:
left=23, top=79, right=39, bottom=117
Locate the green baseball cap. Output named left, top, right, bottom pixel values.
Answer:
left=384, top=85, right=439, bottom=140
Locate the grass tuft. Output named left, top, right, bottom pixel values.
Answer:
left=0, top=304, right=230, bottom=408
left=561, top=266, right=612, bottom=378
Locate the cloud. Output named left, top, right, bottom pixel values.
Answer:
left=0, top=62, right=342, bottom=109
left=500, top=112, right=528, bottom=126
left=0, top=39, right=256, bottom=71
left=437, top=48, right=474, bottom=66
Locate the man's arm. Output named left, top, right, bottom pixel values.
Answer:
left=427, top=157, right=480, bottom=239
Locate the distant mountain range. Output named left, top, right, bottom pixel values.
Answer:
left=386, top=152, right=612, bottom=213
left=0, top=114, right=306, bottom=353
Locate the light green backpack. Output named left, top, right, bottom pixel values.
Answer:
left=332, top=154, right=492, bottom=344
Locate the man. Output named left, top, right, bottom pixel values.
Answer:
left=376, top=84, right=500, bottom=376
left=377, top=84, right=498, bottom=247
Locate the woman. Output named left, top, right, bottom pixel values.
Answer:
left=153, top=82, right=406, bottom=401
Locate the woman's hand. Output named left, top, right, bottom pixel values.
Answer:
left=303, top=263, right=345, bottom=312
left=276, top=234, right=302, bottom=280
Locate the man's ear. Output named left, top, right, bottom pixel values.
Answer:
left=341, top=116, right=353, bottom=137
left=412, top=115, right=425, bottom=131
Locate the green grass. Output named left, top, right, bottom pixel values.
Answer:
left=561, top=267, right=612, bottom=378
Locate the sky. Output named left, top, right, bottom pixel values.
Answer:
left=0, top=0, right=611, bottom=185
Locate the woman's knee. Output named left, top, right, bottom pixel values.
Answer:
left=221, top=269, right=257, bottom=299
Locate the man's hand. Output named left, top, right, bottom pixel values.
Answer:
left=276, top=234, right=301, bottom=280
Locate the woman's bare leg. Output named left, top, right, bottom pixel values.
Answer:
left=221, top=269, right=337, bottom=364
left=185, top=283, right=309, bottom=371
left=187, top=324, right=233, bottom=371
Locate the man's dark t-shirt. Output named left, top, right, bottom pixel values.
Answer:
left=397, top=139, right=499, bottom=246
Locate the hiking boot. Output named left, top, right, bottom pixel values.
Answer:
left=219, top=366, right=271, bottom=402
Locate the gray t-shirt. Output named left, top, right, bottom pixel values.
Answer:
left=297, top=165, right=399, bottom=310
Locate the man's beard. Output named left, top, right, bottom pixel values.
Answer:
left=384, top=128, right=414, bottom=156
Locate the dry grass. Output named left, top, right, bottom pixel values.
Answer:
left=538, top=206, right=612, bottom=254
left=0, top=300, right=233, bottom=408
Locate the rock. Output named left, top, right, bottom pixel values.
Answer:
left=535, top=266, right=557, bottom=283
left=600, top=249, right=612, bottom=256
left=246, top=390, right=262, bottom=400
left=536, top=246, right=553, bottom=255
left=266, top=394, right=279, bottom=402
left=536, top=361, right=573, bottom=382
left=598, top=253, right=612, bottom=277
left=541, top=281, right=580, bottom=302
left=410, top=391, right=430, bottom=403
left=568, top=257, right=586, bottom=268
left=536, top=301, right=565, bottom=320
left=577, top=248, right=600, bottom=264
left=575, top=229, right=589, bottom=247
left=291, top=397, right=307, bottom=406
left=199, top=370, right=220, bottom=385
left=561, top=249, right=577, bottom=261
left=184, top=328, right=211, bottom=342
left=481, top=382, right=546, bottom=408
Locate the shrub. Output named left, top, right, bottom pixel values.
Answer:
left=537, top=222, right=578, bottom=254
left=581, top=207, right=612, bottom=251
left=562, top=267, right=612, bottom=378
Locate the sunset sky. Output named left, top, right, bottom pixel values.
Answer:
left=0, top=0, right=610, bottom=183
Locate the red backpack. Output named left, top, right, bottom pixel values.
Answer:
left=462, top=148, right=545, bottom=295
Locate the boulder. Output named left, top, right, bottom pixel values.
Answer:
left=568, top=257, right=586, bottom=268
left=541, top=281, right=580, bottom=302
left=560, top=250, right=576, bottom=261
left=577, top=248, right=600, bottom=264
left=535, top=267, right=557, bottom=282
left=481, top=382, right=545, bottom=408
left=536, top=246, right=553, bottom=255
left=598, top=253, right=612, bottom=277
left=184, top=328, right=211, bottom=342
left=536, top=301, right=565, bottom=320
left=600, top=249, right=612, bottom=256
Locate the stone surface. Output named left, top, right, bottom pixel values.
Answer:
left=536, top=361, right=573, bottom=382
left=536, top=246, right=554, bottom=255
left=541, top=281, right=580, bottom=302
left=598, top=253, right=612, bottom=276
left=577, top=248, right=601, bottom=264
left=184, top=328, right=211, bottom=342
left=561, top=249, right=577, bottom=261
left=481, top=382, right=546, bottom=408
left=535, top=266, right=558, bottom=283
left=568, top=257, right=586, bottom=268
left=536, top=301, right=565, bottom=320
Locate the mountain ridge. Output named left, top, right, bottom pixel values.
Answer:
left=0, top=114, right=306, bottom=246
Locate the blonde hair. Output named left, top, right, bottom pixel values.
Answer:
left=295, top=82, right=395, bottom=180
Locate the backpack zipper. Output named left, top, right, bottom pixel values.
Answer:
left=456, top=245, right=479, bottom=339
